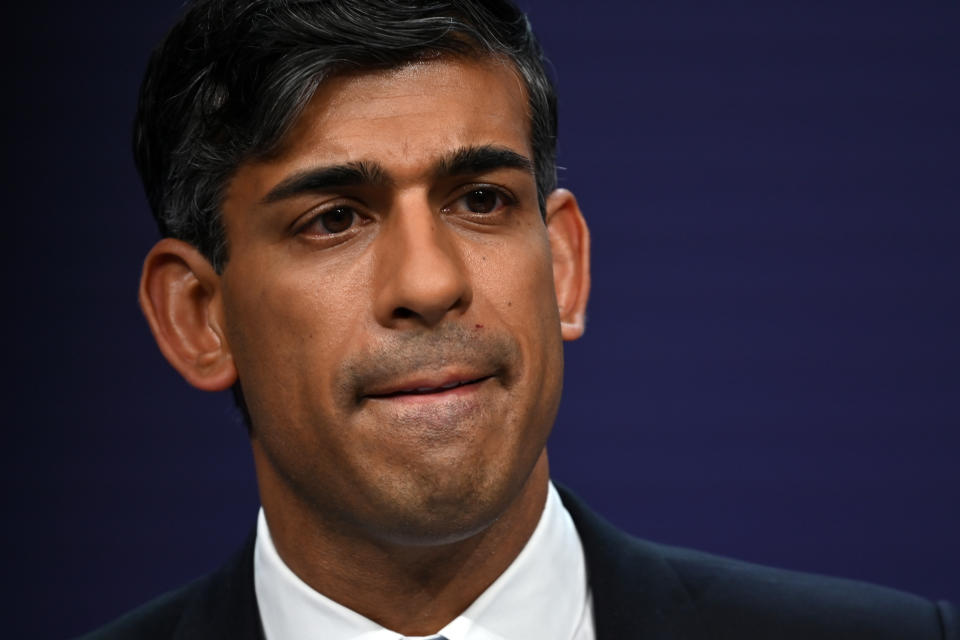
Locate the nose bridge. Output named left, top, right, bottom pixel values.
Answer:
left=374, top=191, right=471, bottom=327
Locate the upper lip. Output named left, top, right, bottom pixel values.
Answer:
left=363, top=371, right=491, bottom=398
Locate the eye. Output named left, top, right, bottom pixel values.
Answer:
left=303, top=206, right=359, bottom=236
left=464, top=188, right=500, bottom=213
left=448, top=187, right=514, bottom=216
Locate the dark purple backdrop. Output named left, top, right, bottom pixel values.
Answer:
left=3, top=1, right=957, bottom=638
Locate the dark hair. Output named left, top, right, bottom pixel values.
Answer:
left=134, top=0, right=558, bottom=272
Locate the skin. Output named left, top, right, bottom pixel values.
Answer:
left=139, top=56, right=590, bottom=634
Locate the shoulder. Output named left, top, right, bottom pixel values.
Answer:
left=75, top=530, right=262, bottom=640
left=557, top=485, right=958, bottom=639
left=655, top=540, right=956, bottom=638
left=75, top=576, right=208, bottom=640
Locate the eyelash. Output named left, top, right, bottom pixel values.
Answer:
left=444, top=185, right=516, bottom=217
left=297, top=205, right=366, bottom=238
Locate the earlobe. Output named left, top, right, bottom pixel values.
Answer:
left=138, top=238, right=237, bottom=391
left=545, top=189, right=591, bottom=341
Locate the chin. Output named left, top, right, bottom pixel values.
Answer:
left=359, top=460, right=526, bottom=546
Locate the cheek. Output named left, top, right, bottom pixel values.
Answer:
left=490, top=231, right=558, bottom=326
left=220, top=257, right=369, bottom=415
left=472, top=230, right=563, bottom=377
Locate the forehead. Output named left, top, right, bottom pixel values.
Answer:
left=260, top=56, right=532, bottom=180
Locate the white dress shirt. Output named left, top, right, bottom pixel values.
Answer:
left=254, top=482, right=595, bottom=640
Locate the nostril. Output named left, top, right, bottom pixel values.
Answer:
left=393, top=307, right=415, bottom=319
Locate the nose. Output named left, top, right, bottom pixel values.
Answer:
left=373, top=195, right=472, bottom=328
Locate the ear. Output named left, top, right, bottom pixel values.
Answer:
left=138, top=238, right=237, bottom=391
left=545, top=188, right=591, bottom=341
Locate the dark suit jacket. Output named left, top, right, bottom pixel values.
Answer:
left=80, top=487, right=958, bottom=639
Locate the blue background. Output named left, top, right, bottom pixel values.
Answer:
left=3, top=1, right=957, bottom=637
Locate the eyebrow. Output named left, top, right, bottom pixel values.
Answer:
left=260, top=145, right=534, bottom=205
left=436, top=145, right=535, bottom=179
left=261, top=161, right=390, bottom=204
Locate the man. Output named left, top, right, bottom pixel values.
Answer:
left=82, top=1, right=956, bottom=638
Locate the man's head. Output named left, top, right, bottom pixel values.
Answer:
left=134, top=0, right=559, bottom=272
left=136, top=0, right=590, bottom=552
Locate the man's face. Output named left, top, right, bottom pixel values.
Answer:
left=217, top=57, right=572, bottom=544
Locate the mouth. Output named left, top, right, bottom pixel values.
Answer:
left=364, top=374, right=493, bottom=401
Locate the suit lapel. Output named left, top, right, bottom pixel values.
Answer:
left=558, top=486, right=706, bottom=640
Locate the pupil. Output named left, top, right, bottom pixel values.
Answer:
left=466, top=189, right=496, bottom=213
left=321, top=207, right=354, bottom=233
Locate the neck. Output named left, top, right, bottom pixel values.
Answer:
left=257, top=453, right=550, bottom=636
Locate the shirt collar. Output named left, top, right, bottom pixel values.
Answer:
left=254, top=482, right=590, bottom=640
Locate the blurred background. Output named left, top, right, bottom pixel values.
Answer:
left=3, top=1, right=957, bottom=637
